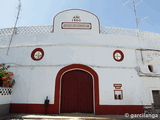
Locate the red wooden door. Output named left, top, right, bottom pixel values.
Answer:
left=60, top=70, right=93, bottom=113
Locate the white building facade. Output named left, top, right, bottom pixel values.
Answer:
left=0, top=9, right=160, bottom=115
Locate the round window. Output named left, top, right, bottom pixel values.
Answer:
left=31, top=48, right=44, bottom=61
left=113, top=50, right=124, bottom=62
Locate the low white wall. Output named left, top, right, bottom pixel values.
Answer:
left=0, top=87, right=12, bottom=105
left=0, top=87, right=12, bottom=115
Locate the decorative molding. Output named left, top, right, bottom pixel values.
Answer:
left=31, top=48, right=44, bottom=61
left=113, top=50, right=124, bottom=62
left=113, top=84, right=122, bottom=89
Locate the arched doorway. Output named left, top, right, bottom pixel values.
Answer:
left=54, top=64, right=99, bottom=114
left=61, top=70, right=93, bottom=113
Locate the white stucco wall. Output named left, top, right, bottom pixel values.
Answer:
left=0, top=32, right=149, bottom=105
left=0, top=9, right=160, bottom=106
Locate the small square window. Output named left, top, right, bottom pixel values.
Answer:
left=114, top=90, right=123, bottom=100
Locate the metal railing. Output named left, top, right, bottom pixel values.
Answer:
left=0, top=25, right=160, bottom=40
left=0, top=25, right=53, bottom=36
left=100, top=26, right=138, bottom=36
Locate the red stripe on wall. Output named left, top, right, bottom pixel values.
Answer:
left=10, top=103, right=144, bottom=115
left=96, top=105, right=144, bottom=115
left=10, top=103, right=56, bottom=114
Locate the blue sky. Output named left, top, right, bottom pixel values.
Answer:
left=0, top=0, right=160, bottom=33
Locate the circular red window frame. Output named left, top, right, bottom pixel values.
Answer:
left=113, top=50, right=124, bottom=62
left=31, top=48, right=44, bottom=61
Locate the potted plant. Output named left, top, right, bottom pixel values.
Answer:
left=0, top=64, right=15, bottom=87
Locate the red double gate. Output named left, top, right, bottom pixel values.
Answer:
left=60, top=70, right=93, bottom=113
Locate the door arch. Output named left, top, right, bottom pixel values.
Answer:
left=54, top=64, right=99, bottom=114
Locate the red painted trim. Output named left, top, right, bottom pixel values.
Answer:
left=96, top=105, right=144, bottom=115
left=52, top=9, right=100, bottom=33
left=31, top=48, right=44, bottom=61
left=113, top=50, right=124, bottom=62
left=113, top=84, right=122, bottom=89
left=54, top=64, right=99, bottom=114
left=10, top=103, right=144, bottom=115
left=10, top=103, right=56, bottom=114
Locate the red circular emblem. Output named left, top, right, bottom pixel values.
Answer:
left=31, top=48, right=44, bottom=61
left=113, top=50, right=124, bottom=62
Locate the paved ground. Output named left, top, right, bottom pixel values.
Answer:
left=0, top=113, right=160, bottom=120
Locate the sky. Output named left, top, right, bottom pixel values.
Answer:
left=0, top=0, right=160, bottom=33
